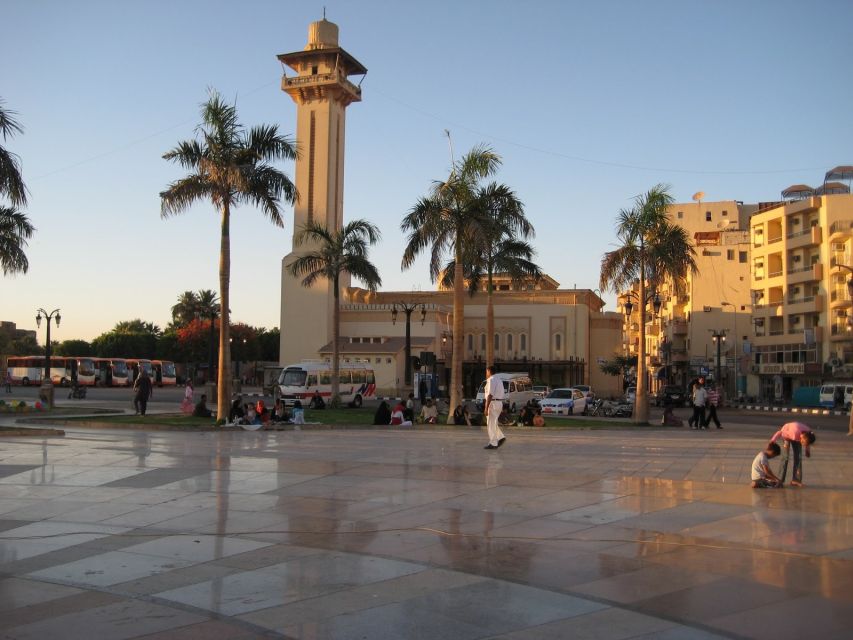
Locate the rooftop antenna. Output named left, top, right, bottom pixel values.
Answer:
left=323, top=6, right=326, bottom=19
left=444, top=129, right=455, bottom=171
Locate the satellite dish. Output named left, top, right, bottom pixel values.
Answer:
left=692, top=191, right=705, bottom=202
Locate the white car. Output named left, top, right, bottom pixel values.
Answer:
left=573, top=384, right=594, bottom=402
left=539, top=388, right=587, bottom=416
left=532, top=385, right=551, bottom=399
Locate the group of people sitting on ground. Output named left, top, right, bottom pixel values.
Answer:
left=518, top=400, right=545, bottom=426
left=227, top=396, right=305, bottom=427
left=372, top=395, right=443, bottom=426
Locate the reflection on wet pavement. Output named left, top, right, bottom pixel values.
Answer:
left=0, top=425, right=851, bottom=639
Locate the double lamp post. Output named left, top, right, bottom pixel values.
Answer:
left=35, top=308, right=61, bottom=408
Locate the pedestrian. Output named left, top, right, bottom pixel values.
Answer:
left=180, top=379, right=194, bottom=414
left=689, top=377, right=707, bottom=429
left=751, top=442, right=783, bottom=489
left=4, top=369, right=11, bottom=393
left=404, top=393, right=415, bottom=422
left=193, top=393, right=214, bottom=418
left=704, top=384, right=722, bottom=429
left=768, top=421, right=816, bottom=487
left=483, top=366, right=507, bottom=449
left=133, top=370, right=153, bottom=416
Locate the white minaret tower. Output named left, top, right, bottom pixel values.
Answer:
left=278, top=18, right=366, bottom=365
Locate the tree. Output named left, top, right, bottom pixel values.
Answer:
left=54, top=339, right=92, bottom=356
left=599, top=354, right=637, bottom=383
left=440, top=182, right=539, bottom=367
left=599, top=184, right=696, bottom=424
left=171, top=291, right=199, bottom=327
left=402, top=145, right=502, bottom=420
left=256, top=327, right=280, bottom=361
left=0, top=99, right=34, bottom=277
left=161, top=90, right=296, bottom=421
left=288, top=220, right=382, bottom=406
left=91, top=319, right=162, bottom=358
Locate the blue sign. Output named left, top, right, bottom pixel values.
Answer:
left=700, top=366, right=709, bottom=376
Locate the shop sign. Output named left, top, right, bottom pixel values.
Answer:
left=758, top=363, right=805, bottom=375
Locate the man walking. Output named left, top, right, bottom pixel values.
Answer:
left=133, top=370, right=153, bottom=416
left=704, top=383, right=722, bottom=429
left=483, top=366, right=506, bottom=450
left=690, top=377, right=707, bottom=430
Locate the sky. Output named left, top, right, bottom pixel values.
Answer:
left=3, top=0, right=853, bottom=343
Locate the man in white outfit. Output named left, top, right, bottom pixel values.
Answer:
left=484, top=366, right=506, bottom=449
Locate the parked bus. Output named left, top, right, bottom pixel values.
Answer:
left=66, top=357, right=97, bottom=386
left=151, top=360, right=177, bottom=386
left=6, top=356, right=70, bottom=386
left=94, top=358, right=129, bottom=387
left=275, top=361, right=376, bottom=407
left=125, top=359, right=153, bottom=385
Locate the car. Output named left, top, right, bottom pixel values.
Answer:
left=532, top=385, right=551, bottom=399
left=573, top=384, right=594, bottom=401
left=624, top=386, right=636, bottom=404
left=655, top=385, right=687, bottom=407
left=539, top=388, right=587, bottom=416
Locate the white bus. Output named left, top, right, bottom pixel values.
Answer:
left=6, top=356, right=70, bottom=386
left=275, top=361, right=376, bottom=407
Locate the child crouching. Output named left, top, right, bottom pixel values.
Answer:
left=751, top=442, right=783, bottom=488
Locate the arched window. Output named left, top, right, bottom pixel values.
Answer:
left=555, top=333, right=562, bottom=351
left=467, top=334, right=473, bottom=351
left=520, top=333, right=527, bottom=352
left=507, top=334, right=514, bottom=351
left=480, top=333, right=486, bottom=351
left=494, top=333, right=500, bottom=352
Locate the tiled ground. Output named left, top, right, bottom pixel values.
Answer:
left=0, top=423, right=851, bottom=639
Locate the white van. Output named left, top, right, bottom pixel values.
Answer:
left=475, top=372, right=536, bottom=412
left=818, top=383, right=852, bottom=409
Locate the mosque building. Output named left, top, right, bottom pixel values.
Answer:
left=277, top=18, right=624, bottom=397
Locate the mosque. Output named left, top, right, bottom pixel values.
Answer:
left=277, top=18, right=623, bottom=398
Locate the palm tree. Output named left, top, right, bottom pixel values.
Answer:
left=0, top=206, right=34, bottom=275
left=0, top=99, right=27, bottom=207
left=287, top=220, right=382, bottom=406
left=599, top=184, right=696, bottom=424
left=440, top=182, right=539, bottom=367
left=402, top=144, right=502, bottom=421
left=161, top=90, right=296, bottom=421
left=0, top=99, right=34, bottom=277
left=171, top=291, right=199, bottom=327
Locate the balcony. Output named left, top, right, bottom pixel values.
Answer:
left=831, top=288, right=852, bottom=308
left=786, top=225, right=822, bottom=249
left=671, top=348, right=689, bottom=363
left=787, top=262, right=823, bottom=285
left=786, top=294, right=823, bottom=314
left=671, top=319, right=688, bottom=335
left=831, top=324, right=853, bottom=341
left=783, top=196, right=821, bottom=216
left=829, top=219, right=853, bottom=241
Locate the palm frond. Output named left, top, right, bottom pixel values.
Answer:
left=162, top=139, right=205, bottom=170
left=0, top=146, right=27, bottom=207
left=0, top=205, right=35, bottom=275
left=160, top=174, right=215, bottom=218
left=246, top=125, right=299, bottom=163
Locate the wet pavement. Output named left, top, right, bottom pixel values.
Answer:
left=0, top=423, right=851, bottom=639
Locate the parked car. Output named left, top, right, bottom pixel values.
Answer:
left=655, top=385, right=687, bottom=407
left=573, top=384, right=594, bottom=401
left=624, top=386, right=636, bottom=404
left=539, top=388, right=587, bottom=416
left=475, top=372, right=536, bottom=412
left=532, top=385, right=551, bottom=399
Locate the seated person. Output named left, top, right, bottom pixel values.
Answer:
left=373, top=401, right=391, bottom=425
left=255, top=400, right=270, bottom=425
left=390, top=401, right=412, bottom=426
left=519, top=402, right=536, bottom=426
left=229, top=396, right=244, bottom=422
left=193, top=394, right=214, bottom=418
left=420, top=399, right=438, bottom=424
left=452, top=404, right=470, bottom=426
left=752, top=442, right=783, bottom=488
left=270, top=399, right=289, bottom=423
left=291, top=400, right=305, bottom=425
left=308, top=390, right=325, bottom=410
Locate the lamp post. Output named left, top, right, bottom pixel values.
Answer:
left=35, top=308, right=61, bottom=408
left=622, top=290, right=661, bottom=423
left=391, top=302, right=426, bottom=388
left=835, top=265, right=853, bottom=434
left=710, top=330, right=727, bottom=389
left=229, top=336, right=247, bottom=382
left=721, top=301, right=737, bottom=398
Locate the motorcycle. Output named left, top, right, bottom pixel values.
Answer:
left=68, top=384, right=87, bottom=399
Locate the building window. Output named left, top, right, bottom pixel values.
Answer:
left=727, top=249, right=735, bottom=260
left=677, top=211, right=683, bottom=219
left=494, top=333, right=500, bottom=351
left=520, top=333, right=527, bottom=352
left=555, top=333, right=562, bottom=351
left=375, top=358, right=381, bottom=364
left=480, top=334, right=486, bottom=351
left=386, top=357, right=392, bottom=364
left=311, top=65, right=318, bottom=75
left=739, top=251, right=747, bottom=263
left=706, top=211, right=712, bottom=221
left=467, top=334, right=473, bottom=351
left=507, top=334, right=513, bottom=351
left=722, top=210, right=728, bottom=217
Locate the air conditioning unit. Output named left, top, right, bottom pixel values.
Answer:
left=750, top=365, right=760, bottom=373
left=829, top=357, right=843, bottom=368
left=793, top=255, right=802, bottom=262
left=792, top=317, right=801, bottom=324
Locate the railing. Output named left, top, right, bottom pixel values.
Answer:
left=829, top=220, right=853, bottom=235
left=768, top=269, right=783, bottom=278
left=786, top=228, right=812, bottom=239
left=768, top=329, right=785, bottom=336
left=787, top=295, right=815, bottom=304
left=831, top=289, right=850, bottom=303
left=767, top=235, right=783, bottom=244
left=283, top=72, right=361, bottom=97
left=787, top=327, right=804, bottom=334
left=787, top=264, right=813, bottom=275
left=831, top=324, right=852, bottom=336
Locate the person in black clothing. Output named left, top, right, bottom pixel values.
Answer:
left=193, top=394, right=214, bottom=418
left=519, top=402, right=536, bottom=426
left=453, top=404, right=471, bottom=426
left=309, top=390, right=325, bottom=409
left=229, top=396, right=245, bottom=423
left=133, top=371, right=153, bottom=416
left=373, top=401, right=391, bottom=425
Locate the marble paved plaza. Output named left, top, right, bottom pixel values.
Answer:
left=0, top=424, right=851, bottom=639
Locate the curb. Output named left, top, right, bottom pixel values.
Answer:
left=732, top=405, right=847, bottom=417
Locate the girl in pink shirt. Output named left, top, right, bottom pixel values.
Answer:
left=768, top=422, right=815, bottom=486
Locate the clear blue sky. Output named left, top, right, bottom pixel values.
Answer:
left=4, top=0, right=852, bottom=342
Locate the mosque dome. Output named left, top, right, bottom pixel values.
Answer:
left=305, top=19, right=339, bottom=50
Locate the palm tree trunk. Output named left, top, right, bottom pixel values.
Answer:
left=332, top=276, right=341, bottom=407
left=635, top=253, right=649, bottom=424
left=486, top=268, right=494, bottom=368
left=217, top=202, right=232, bottom=423
left=448, top=245, right=465, bottom=424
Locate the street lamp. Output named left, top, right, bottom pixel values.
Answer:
left=391, top=302, right=426, bottom=387
left=710, top=329, right=727, bottom=388
left=835, top=264, right=853, bottom=433
left=35, top=308, right=61, bottom=408
left=229, top=336, right=247, bottom=381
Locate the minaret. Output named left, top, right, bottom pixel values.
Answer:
left=278, top=19, right=366, bottom=365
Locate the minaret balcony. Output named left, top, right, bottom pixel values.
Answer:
left=282, top=72, right=361, bottom=103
